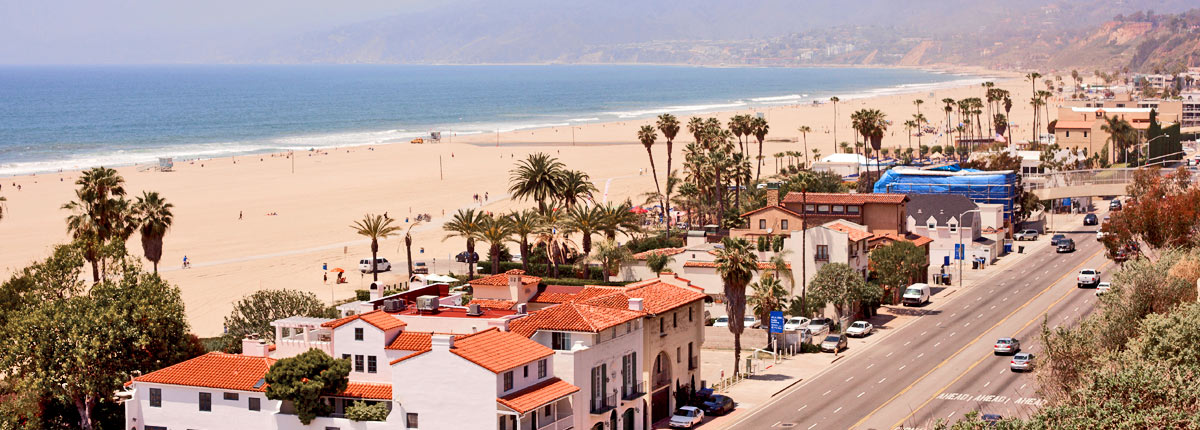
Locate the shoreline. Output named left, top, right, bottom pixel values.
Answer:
left=0, top=65, right=1013, bottom=178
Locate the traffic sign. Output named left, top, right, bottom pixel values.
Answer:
left=769, top=311, right=785, bottom=334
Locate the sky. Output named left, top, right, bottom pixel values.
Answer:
left=0, top=0, right=428, bottom=64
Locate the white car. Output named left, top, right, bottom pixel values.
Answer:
left=358, top=257, right=391, bottom=273
left=1095, top=282, right=1111, bottom=296
left=669, top=406, right=704, bottom=428
left=744, top=315, right=760, bottom=329
left=783, top=317, right=811, bottom=331
left=1096, top=230, right=1106, bottom=240
left=712, top=316, right=729, bottom=327
left=846, top=321, right=874, bottom=337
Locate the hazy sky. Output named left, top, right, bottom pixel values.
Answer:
left=0, top=0, right=428, bottom=64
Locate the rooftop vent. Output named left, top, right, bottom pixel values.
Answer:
left=516, top=303, right=528, bottom=315
left=467, top=303, right=483, bottom=316
left=416, top=295, right=439, bottom=313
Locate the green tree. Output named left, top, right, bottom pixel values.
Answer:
left=345, top=400, right=390, bottom=421
left=62, top=167, right=134, bottom=283
left=133, top=191, right=173, bottom=273
left=748, top=275, right=788, bottom=345
left=645, top=251, right=674, bottom=276
left=869, top=241, right=926, bottom=304
left=265, top=349, right=350, bottom=425
left=509, top=153, right=566, bottom=214
left=0, top=244, right=86, bottom=328
left=507, top=209, right=542, bottom=273
left=808, top=262, right=880, bottom=331
left=221, top=289, right=335, bottom=352
left=564, top=204, right=605, bottom=256
left=403, top=220, right=423, bottom=280
left=557, top=169, right=597, bottom=208
left=478, top=214, right=515, bottom=275
left=591, top=238, right=632, bottom=282
left=598, top=199, right=641, bottom=240
left=638, top=124, right=664, bottom=214
left=797, top=125, right=812, bottom=167
left=443, top=208, right=486, bottom=279
left=351, top=213, right=401, bottom=282
left=751, top=116, right=769, bottom=181
left=657, top=114, right=681, bottom=227
left=714, top=237, right=758, bottom=374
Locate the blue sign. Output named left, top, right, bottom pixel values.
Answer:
left=954, top=244, right=964, bottom=260
left=769, top=311, right=785, bottom=334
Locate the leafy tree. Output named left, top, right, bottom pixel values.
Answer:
left=0, top=244, right=86, bottom=328
left=265, top=349, right=350, bottom=425
left=403, top=220, right=423, bottom=279
left=477, top=214, right=515, bottom=275
left=443, top=208, right=486, bottom=279
left=807, top=263, right=880, bottom=331
left=507, top=209, right=542, bottom=273
left=345, top=400, right=390, bottom=421
left=591, top=238, right=632, bottom=282
left=564, top=204, right=605, bottom=255
left=748, top=275, right=788, bottom=345
left=714, top=237, right=758, bottom=374
left=351, top=213, right=401, bottom=282
left=133, top=191, right=174, bottom=273
left=869, top=241, right=926, bottom=303
left=62, top=167, right=135, bottom=283
left=645, top=251, right=674, bottom=276
left=509, top=153, right=566, bottom=214
left=220, top=289, right=336, bottom=352
left=657, top=114, right=681, bottom=226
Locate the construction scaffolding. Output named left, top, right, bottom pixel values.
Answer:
left=875, top=167, right=1018, bottom=220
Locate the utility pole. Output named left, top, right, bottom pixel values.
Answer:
left=439, top=155, right=443, bottom=180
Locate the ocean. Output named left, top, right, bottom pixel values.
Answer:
left=0, top=65, right=982, bottom=175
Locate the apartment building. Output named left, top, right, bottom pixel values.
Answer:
left=731, top=190, right=910, bottom=240
left=784, top=220, right=873, bottom=285
left=905, top=194, right=997, bottom=283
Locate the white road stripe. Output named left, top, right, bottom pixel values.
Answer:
left=886, top=352, right=893, bottom=357
left=984, top=381, right=991, bottom=388
left=920, top=331, right=927, bottom=336
left=1020, top=384, right=1027, bottom=390
left=808, top=424, right=818, bottom=430
left=904, top=341, right=911, bottom=346
left=991, top=305, right=996, bottom=309
left=934, top=342, right=941, bottom=347
left=867, top=363, right=875, bottom=369
left=857, top=392, right=865, bottom=398
left=879, top=377, right=887, bottom=384
left=845, top=376, right=854, bottom=382
left=799, top=404, right=808, bottom=411
left=834, top=407, right=843, bottom=413
left=823, top=390, right=831, bottom=396
left=978, top=313, right=984, bottom=319
left=899, top=365, right=906, bottom=370
left=917, top=353, right=925, bottom=358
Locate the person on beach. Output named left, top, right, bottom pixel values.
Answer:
left=182, top=255, right=189, bottom=268
left=239, top=211, right=243, bottom=220
left=324, top=272, right=328, bottom=284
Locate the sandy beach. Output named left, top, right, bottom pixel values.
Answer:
left=0, top=69, right=1040, bottom=336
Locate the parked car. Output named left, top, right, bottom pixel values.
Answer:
left=701, top=394, right=735, bottom=416
left=1078, top=269, right=1101, bottom=287
left=669, top=406, right=704, bottom=428
left=820, top=334, right=848, bottom=352
left=1095, top=282, right=1111, bottom=296
left=846, top=321, right=874, bottom=337
left=902, top=283, right=931, bottom=306
left=712, top=316, right=729, bottom=327
left=1083, top=213, right=1098, bottom=225
left=1056, top=238, right=1076, bottom=253
left=1010, top=352, right=1035, bottom=372
left=1050, top=234, right=1067, bottom=246
left=455, top=251, right=480, bottom=263
left=358, top=257, right=391, bottom=273
left=993, top=338, right=1020, bottom=355
left=783, top=317, right=811, bottom=331
left=1096, top=230, right=1107, bottom=240
left=1110, top=200, right=1123, bottom=211
left=1014, top=229, right=1040, bottom=241
left=807, top=318, right=832, bottom=334
left=744, top=315, right=760, bottom=329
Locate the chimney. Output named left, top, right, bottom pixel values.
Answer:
left=431, top=334, right=455, bottom=351
left=507, top=269, right=524, bottom=290
left=369, top=281, right=384, bottom=301
left=766, top=182, right=781, bottom=207
left=241, top=335, right=269, bottom=357
left=628, top=298, right=645, bottom=312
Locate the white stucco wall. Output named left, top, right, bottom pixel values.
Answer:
left=125, top=383, right=279, bottom=429
left=331, top=319, right=399, bottom=384
left=536, top=321, right=645, bottom=430
left=392, top=343, right=498, bottom=429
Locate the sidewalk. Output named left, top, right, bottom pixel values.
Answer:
left=689, top=218, right=1075, bottom=429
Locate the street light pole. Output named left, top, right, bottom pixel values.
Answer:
left=957, top=208, right=982, bottom=287
left=1137, top=134, right=1171, bottom=167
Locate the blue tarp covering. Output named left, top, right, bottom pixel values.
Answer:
left=874, top=164, right=1018, bottom=220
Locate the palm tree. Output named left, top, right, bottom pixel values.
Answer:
left=534, top=208, right=574, bottom=278
left=403, top=220, right=423, bottom=280
left=591, top=238, right=632, bottom=282
left=751, top=116, right=769, bottom=181
left=1026, top=72, right=1043, bottom=142
left=63, top=167, right=131, bottom=282
left=564, top=204, right=605, bottom=256
left=63, top=197, right=102, bottom=282
left=352, top=214, right=402, bottom=282
left=442, top=208, right=485, bottom=279
left=133, top=191, right=173, bottom=273
left=507, top=210, right=541, bottom=273
left=748, top=275, right=788, bottom=346
left=903, top=120, right=916, bottom=155
left=798, top=125, right=812, bottom=168
left=913, top=113, right=926, bottom=154
left=645, top=251, right=675, bottom=276
left=714, top=237, right=758, bottom=375
left=657, top=114, right=681, bottom=227
left=830, top=97, right=841, bottom=147
left=638, top=124, right=663, bottom=216
left=598, top=200, right=640, bottom=240
left=478, top=214, right=515, bottom=275
left=509, top=153, right=565, bottom=214
left=0, top=196, right=6, bottom=222
left=1101, top=116, right=1133, bottom=165
left=557, top=170, right=597, bottom=207
left=763, top=248, right=795, bottom=295
left=912, top=99, right=924, bottom=147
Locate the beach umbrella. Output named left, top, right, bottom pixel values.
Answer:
left=331, top=268, right=345, bottom=273
left=630, top=206, right=649, bottom=214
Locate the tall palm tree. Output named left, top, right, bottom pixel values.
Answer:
left=509, top=153, right=565, bottom=215
left=913, top=113, right=926, bottom=154
left=798, top=125, right=812, bottom=168
left=63, top=167, right=131, bottom=282
left=403, top=220, right=423, bottom=280
left=657, top=114, right=680, bottom=227
left=750, top=116, right=769, bottom=181
left=477, top=214, right=515, bottom=275
left=534, top=208, right=574, bottom=278
left=442, top=208, right=485, bottom=279
left=598, top=200, right=640, bottom=240
left=638, top=125, right=663, bottom=217
left=763, top=248, right=795, bottom=295
left=63, top=198, right=102, bottom=282
left=133, top=191, right=173, bottom=273
left=0, top=196, right=6, bottom=222
left=507, top=210, right=541, bottom=273
left=352, top=214, right=402, bottom=282
left=1101, top=116, right=1133, bottom=165
left=557, top=169, right=597, bottom=207
left=748, top=275, right=788, bottom=347
left=1026, top=72, right=1043, bottom=142
left=913, top=99, right=924, bottom=148
left=687, top=117, right=706, bottom=145
left=830, top=97, right=840, bottom=147
left=714, top=237, right=758, bottom=375
left=903, top=120, right=916, bottom=156
left=645, top=252, right=674, bottom=276
left=564, top=204, right=605, bottom=256
left=592, top=238, right=632, bottom=282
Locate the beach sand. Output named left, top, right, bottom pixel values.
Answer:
left=0, top=71, right=1040, bottom=336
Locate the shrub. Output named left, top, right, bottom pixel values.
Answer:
left=345, top=401, right=390, bottom=421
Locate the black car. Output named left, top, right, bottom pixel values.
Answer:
left=701, top=394, right=735, bottom=416
left=1056, top=238, right=1075, bottom=253
left=1050, top=234, right=1067, bottom=246
left=455, top=251, right=480, bottom=263
left=1110, top=200, right=1122, bottom=211
left=1083, top=213, right=1098, bottom=225
left=982, top=414, right=1003, bottom=425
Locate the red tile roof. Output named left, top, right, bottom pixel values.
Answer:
left=322, top=310, right=406, bottom=331
left=781, top=192, right=907, bottom=205
left=870, top=232, right=933, bottom=247
left=497, top=378, right=580, bottom=414
left=739, top=205, right=803, bottom=218
left=451, top=328, right=555, bottom=373
left=133, top=352, right=274, bottom=392
left=340, top=382, right=392, bottom=400
left=469, top=269, right=542, bottom=287
left=386, top=331, right=434, bottom=351
left=509, top=302, right=644, bottom=337
left=682, top=261, right=784, bottom=270
left=632, top=247, right=687, bottom=260
left=824, top=222, right=873, bottom=241
left=581, top=281, right=707, bottom=315
left=468, top=299, right=516, bottom=310
left=1055, top=120, right=1095, bottom=129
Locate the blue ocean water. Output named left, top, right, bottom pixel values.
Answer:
left=0, top=65, right=981, bottom=175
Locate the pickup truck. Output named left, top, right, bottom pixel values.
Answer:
left=1077, top=268, right=1101, bottom=287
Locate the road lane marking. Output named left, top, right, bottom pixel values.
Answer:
left=917, top=353, right=924, bottom=358
left=886, top=352, right=893, bottom=357
left=823, top=390, right=831, bottom=396
left=904, top=341, right=911, bottom=346
left=846, top=376, right=854, bottom=382
left=799, top=405, right=807, bottom=411
left=991, top=305, right=996, bottom=309
left=977, top=313, right=984, bottom=319
left=920, top=331, right=927, bottom=336
left=808, top=424, right=817, bottom=430
left=1002, top=297, right=1008, bottom=302
left=899, top=365, right=906, bottom=370
left=834, top=407, right=843, bottom=413
left=887, top=251, right=1111, bottom=430
left=984, top=381, right=991, bottom=388
left=858, top=392, right=865, bottom=398
left=934, top=342, right=941, bottom=347
left=1020, top=384, right=1026, bottom=390
left=879, top=378, right=887, bottom=384
left=950, top=313, right=956, bottom=317
left=868, top=363, right=876, bottom=369
left=851, top=248, right=1105, bottom=430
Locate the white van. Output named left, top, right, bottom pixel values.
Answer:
left=359, top=257, right=391, bottom=273
left=902, top=283, right=931, bottom=306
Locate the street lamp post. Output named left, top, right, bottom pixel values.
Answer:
left=957, top=209, right=982, bottom=287
left=1137, top=134, right=1171, bottom=166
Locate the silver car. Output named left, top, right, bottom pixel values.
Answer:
left=820, top=334, right=847, bottom=352
left=1010, top=352, right=1035, bottom=372
left=993, top=338, right=1020, bottom=355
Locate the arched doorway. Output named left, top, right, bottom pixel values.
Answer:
left=651, top=351, right=673, bottom=422
left=622, top=408, right=635, bottom=430
left=590, top=422, right=604, bottom=430
left=609, top=410, right=617, bottom=430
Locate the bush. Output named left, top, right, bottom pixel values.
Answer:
left=626, top=234, right=684, bottom=254
left=345, top=401, right=390, bottom=421
left=799, top=343, right=822, bottom=353
left=355, top=290, right=371, bottom=301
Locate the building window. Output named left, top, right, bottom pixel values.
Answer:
left=538, top=359, right=548, bottom=378
left=224, top=392, right=239, bottom=401
left=816, top=245, right=829, bottom=261
left=545, top=406, right=552, bottom=417
left=673, top=312, right=677, bottom=328
left=199, top=392, right=212, bottom=412
left=949, top=222, right=958, bottom=233
left=677, top=347, right=682, bottom=363
left=1083, top=131, right=1088, bottom=138
left=551, top=332, right=572, bottom=350
left=759, top=219, right=766, bottom=229
left=928, top=221, right=935, bottom=230
left=818, top=205, right=830, bottom=213
left=833, top=205, right=844, bottom=213
left=504, top=371, right=514, bottom=391
left=781, top=219, right=789, bottom=230
left=249, top=397, right=261, bottom=411
left=355, top=355, right=364, bottom=372
left=805, top=204, right=815, bottom=212
left=149, top=388, right=161, bottom=407
left=407, top=413, right=419, bottom=428
left=1065, top=131, right=1070, bottom=138
left=342, top=353, right=350, bottom=361
left=523, top=365, right=529, bottom=378
left=368, top=356, right=377, bottom=373
left=659, top=318, right=665, bottom=333
left=355, top=327, right=364, bottom=341
left=848, top=206, right=860, bottom=214
left=626, top=322, right=631, bottom=334
left=688, top=306, right=693, bottom=322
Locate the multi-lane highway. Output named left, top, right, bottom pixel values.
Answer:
left=726, top=226, right=1110, bottom=430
